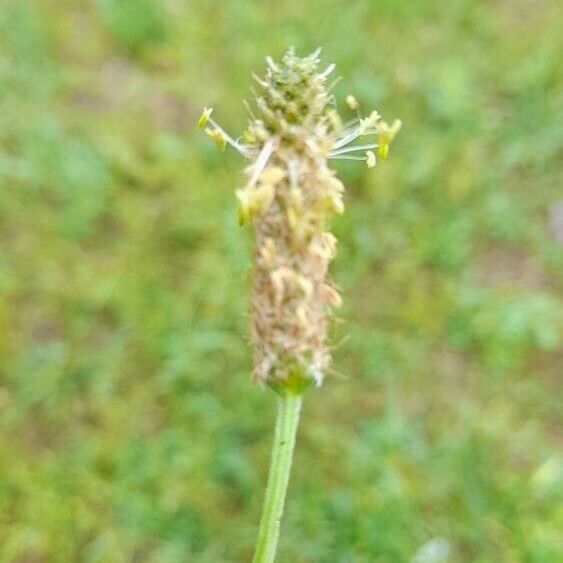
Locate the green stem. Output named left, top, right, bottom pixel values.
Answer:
left=252, top=392, right=303, bottom=563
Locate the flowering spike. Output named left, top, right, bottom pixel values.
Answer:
left=199, top=49, right=401, bottom=389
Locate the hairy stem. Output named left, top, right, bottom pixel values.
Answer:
left=252, top=392, right=303, bottom=563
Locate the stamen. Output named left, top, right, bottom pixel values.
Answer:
left=265, top=56, right=279, bottom=72
left=252, top=73, right=268, bottom=87
left=319, top=63, right=336, bottom=79
left=341, top=117, right=360, bottom=130
left=329, top=154, right=367, bottom=161
left=197, top=107, right=213, bottom=128
left=208, top=116, right=252, bottom=157
left=333, top=120, right=381, bottom=150
left=247, top=139, right=275, bottom=188
left=327, top=76, right=343, bottom=92
left=345, top=95, right=358, bottom=110
left=287, top=159, right=301, bottom=190
left=242, top=99, right=256, bottom=120
left=311, top=47, right=323, bottom=60
left=329, top=142, right=378, bottom=157
left=333, top=127, right=361, bottom=150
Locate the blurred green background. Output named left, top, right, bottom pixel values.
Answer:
left=1, top=0, right=562, bottom=561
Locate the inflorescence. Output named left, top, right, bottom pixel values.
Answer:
left=198, top=48, right=400, bottom=392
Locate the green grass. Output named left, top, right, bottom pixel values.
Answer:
left=1, top=0, right=562, bottom=561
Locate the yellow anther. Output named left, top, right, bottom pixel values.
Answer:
left=197, top=107, right=213, bottom=128
left=320, top=284, right=342, bottom=308
left=377, top=119, right=402, bottom=160
left=358, top=110, right=381, bottom=135
left=205, top=127, right=227, bottom=151
left=346, top=95, right=358, bottom=110
left=259, top=166, right=286, bottom=186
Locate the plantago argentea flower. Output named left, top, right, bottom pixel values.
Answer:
left=198, top=47, right=400, bottom=563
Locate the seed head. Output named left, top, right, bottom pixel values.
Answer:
left=198, top=48, right=400, bottom=392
